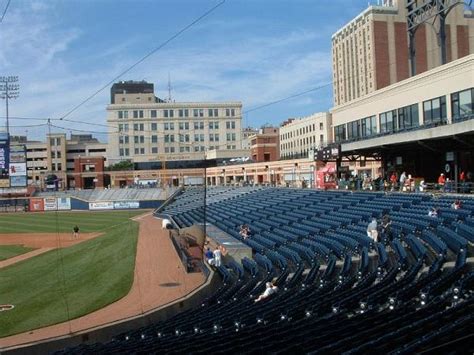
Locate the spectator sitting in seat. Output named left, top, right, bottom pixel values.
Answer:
left=239, top=224, right=251, bottom=240
left=381, top=214, right=392, bottom=241
left=255, top=282, right=278, bottom=302
left=428, top=207, right=438, bottom=217
left=204, top=247, right=214, bottom=265
left=451, top=200, right=462, bottom=210
left=212, top=246, right=222, bottom=267
left=367, top=218, right=378, bottom=242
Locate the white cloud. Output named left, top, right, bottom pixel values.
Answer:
left=3, top=2, right=334, bottom=138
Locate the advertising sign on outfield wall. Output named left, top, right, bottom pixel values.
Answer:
left=9, top=163, right=27, bottom=176
left=57, top=198, right=72, bottom=210
left=44, top=197, right=58, bottom=211
left=29, top=198, right=45, bottom=212
left=113, top=201, right=140, bottom=209
left=89, top=201, right=114, bottom=210
left=9, top=176, right=27, bottom=187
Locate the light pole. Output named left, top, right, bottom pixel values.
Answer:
left=0, top=76, right=20, bottom=136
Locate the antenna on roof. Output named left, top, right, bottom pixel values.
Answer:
left=167, top=72, right=172, bottom=102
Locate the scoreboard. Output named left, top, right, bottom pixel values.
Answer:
left=315, top=145, right=341, bottom=162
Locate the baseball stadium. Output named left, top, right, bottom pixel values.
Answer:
left=0, top=183, right=473, bottom=354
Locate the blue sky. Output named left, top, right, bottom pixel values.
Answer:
left=0, top=0, right=376, bottom=140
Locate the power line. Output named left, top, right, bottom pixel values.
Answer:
left=58, top=0, right=226, bottom=121
left=243, top=82, right=332, bottom=115
left=0, top=0, right=11, bottom=23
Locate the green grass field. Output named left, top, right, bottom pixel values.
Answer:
left=0, top=210, right=143, bottom=234
left=0, top=245, right=35, bottom=261
left=0, top=210, right=144, bottom=338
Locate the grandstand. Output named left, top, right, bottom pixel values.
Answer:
left=34, top=188, right=171, bottom=202
left=55, top=187, right=474, bottom=354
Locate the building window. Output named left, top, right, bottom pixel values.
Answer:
left=334, top=124, right=346, bottom=142
left=151, top=147, right=158, bottom=154
left=151, top=123, right=158, bottom=131
left=151, top=135, right=158, bottom=143
left=347, top=120, right=360, bottom=140
left=151, top=110, right=157, bottom=118
left=164, top=109, right=174, bottom=118
left=208, top=108, right=218, bottom=117
left=133, top=110, right=144, bottom=119
left=193, top=109, right=204, bottom=117
left=360, top=115, right=377, bottom=137
left=193, top=122, right=204, bottom=130
left=379, top=111, right=397, bottom=134
left=225, top=108, right=236, bottom=117
left=180, top=146, right=190, bottom=153
left=179, top=109, right=189, bottom=117
left=226, top=121, right=236, bottom=129
left=133, top=123, right=144, bottom=131
left=118, top=111, right=128, bottom=119
left=164, top=134, right=174, bottom=143
left=118, top=123, right=129, bottom=132
left=164, top=122, right=174, bottom=130
left=119, top=136, right=129, bottom=144
left=451, top=88, right=473, bottom=121
left=179, top=122, right=189, bottom=130
left=423, top=96, right=447, bottom=125
left=397, top=103, right=419, bottom=130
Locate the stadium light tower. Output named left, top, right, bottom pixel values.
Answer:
left=0, top=76, right=20, bottom=136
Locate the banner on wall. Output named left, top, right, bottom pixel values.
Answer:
left=9, top=163, right=27, bottom=176
left=57, top=197, right=71, bottom=210
left=89, top=201, right=114, bottom=210
left=113, top=201, right=140, bottom=209
left=44, top=197, right=58, bottom=211
left=10, top=176, right=27, bottom=187
left=29, top=198, right=44, bottom=212
left=0, top=133, right=10, bottom=188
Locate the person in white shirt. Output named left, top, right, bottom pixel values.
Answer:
left=212, top=246, right=222, bottom=267
left=367, top=218, right=378, bottom=242
left=255, top=282, right=278, bottom=302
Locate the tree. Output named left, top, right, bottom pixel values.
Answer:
left=106, top=160, right=134, bottom=171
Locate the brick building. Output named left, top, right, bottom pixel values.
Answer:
left=332, top=0, right=474, bottom=106
left=250, top=127, right=280, bottom=162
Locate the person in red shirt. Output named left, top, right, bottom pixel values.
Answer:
left=438, top=173, right=446, bottom=191
left=460, top=171, right=466, bottom=193
left=390, top=172, right=397, bottom=191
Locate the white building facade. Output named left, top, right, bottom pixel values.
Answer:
left=107, top=91, right=243, bottom=166
left=279, top=112, right=332, bottom=159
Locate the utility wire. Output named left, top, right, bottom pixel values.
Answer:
left=6, top=34, right=472, bottom=135
left=243, top=82, right=332, bottom=115
left=0, top=0, right=11, bottom=23
left=58, top=0, right=226, bottom=121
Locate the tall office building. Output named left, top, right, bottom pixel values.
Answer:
left=107, top=81, right=243, bottom=167
left=332, top=0, right=474, bottom=106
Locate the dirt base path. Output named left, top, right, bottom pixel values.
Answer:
left=0, top=232, right=102, bottom=269
left=0, top=248, right=53, bottom=269
left=0, top=232, right=102, bottom=248
left=0, top=213, right=205, bottom=350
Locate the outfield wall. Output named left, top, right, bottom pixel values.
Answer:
left=0, top=197, right=164, bottom=212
